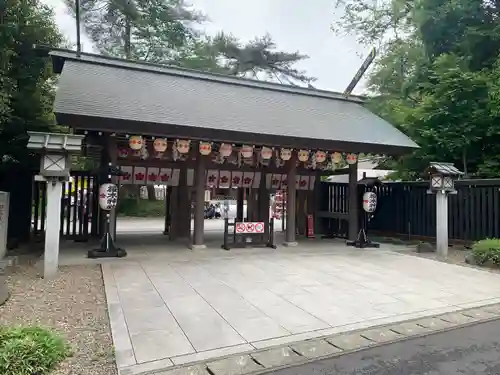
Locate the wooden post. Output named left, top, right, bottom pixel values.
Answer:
left=192, top=153, right=206, bottom=249
left=284, top=153, right=297, bottom=246
left=348, top=160, right=359, bottom=241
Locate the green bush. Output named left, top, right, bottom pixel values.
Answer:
left=0, top=326, right=72, bottom=375
left=472, top=238, right=500, bottom=266
left=117, top=198, right=164, bottom=217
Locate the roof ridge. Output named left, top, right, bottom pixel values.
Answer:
left=48, top=48, right=365, bottom=103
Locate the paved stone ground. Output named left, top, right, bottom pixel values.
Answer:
left=97, top=241, right=500, bottom=375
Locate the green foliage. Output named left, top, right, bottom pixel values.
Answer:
left=0, top=0, right=64, bottom=169
left=67, top=0, right=315, bottom=84
left=472, top=239, right=500, bottom=266
left=333, top=0, right=500, bottom=179
left=0, top=326, right=72, bottom=375
left=117, top=198, right=164, bottom=217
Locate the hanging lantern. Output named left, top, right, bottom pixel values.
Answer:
left=297, top=149, right=309, bottom=162
left=362, top=191, right=377, bottom=213
left=315, top=151, right=326, bottom=163
left=280, top=148, right=292, bottom=161
left=346, top=153, right=358, bottom=165
left=117, top=147, right=129, bottom=158
left=176, top=139, right=190, bottom=154
left=199, top=142, right=212, bottom=155
left=240, top=145, right=253, bottom=158
left=219, top=143, right=233, bottom=157
left=261, top=147, right=273, bottom=160
left=331, top=152, right=342, bottom=164
left=153, top=138, right=168, bottom=152
left=129, top=135, right=143, bottom=150
left=99, top=183, right=118, bottom=211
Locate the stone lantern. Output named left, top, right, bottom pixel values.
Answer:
left=27, top=131, right=84, bottom=278
left=425, top=162, right=464, bottom=260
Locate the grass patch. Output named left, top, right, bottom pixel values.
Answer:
left=117, top=198, right=165, bottom=217
left=0, top=326, right=72, bottom=375
left=472, top=238, right=500, bottom=266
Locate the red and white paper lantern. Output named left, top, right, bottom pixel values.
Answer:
left=129, top=135, right=143, bottom=150
left=346, top=153, right=358, bottom=165
left=199, top=142, right=212, bottom=155
left=99, top=183, right=118, bottom=211
left=280, top=148, right=292, bottom=161
left=153, top=138, right=168, bottom=152
left=298, top=150, right=309, bottom=162
left=362, top=192, right=377, bottom=213
left=176, top=139, right=190, bottom=154
left=240, top=145, right=253, bottom=158
left=219, top=143, right=233, bottom=157
left=261, top=147, right=273, bottom=160
left=331, top=152, right=342, bottom=164
left=118, top=147, right=129, bottom=158
left=315, top=151, right=326, bottom=163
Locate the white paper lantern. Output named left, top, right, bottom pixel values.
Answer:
left=297, top=150, right=309, bottom=162
left=240, top=145, right=253, bottom=158
left=99, top=183, right=118, bottom=211
left=199, top=142, right=212, bottom=155
left=346, top=153, right=358, bottom=165
left=315, top=151, right=326, bottom=163
left=219, top=143, right=233, bottom=157
left=176, top=139, right=190, bottom=154
left=261, top=147, right=273, bottom=160
left=362, top=191, right=377, bottom=213
left=331, top=152, right=342, bottom=164
left=129, top=135, right=143, bottom=150
left=280, top=148, right=292, bottom=161
left=153, top=138, right=168, bottom=152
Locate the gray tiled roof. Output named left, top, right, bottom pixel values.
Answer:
left=51, top=50, right=418, bottom=153
left=428, top=162, right=464, bottom=176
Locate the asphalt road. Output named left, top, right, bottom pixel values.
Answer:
left=269, top=319, right=500, bottom=375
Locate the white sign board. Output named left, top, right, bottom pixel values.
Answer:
left=220, top=200, right=237, bottom=220
left=235, top=222, right=265, bottom=234
left=0, top=191, right=9, bottom=259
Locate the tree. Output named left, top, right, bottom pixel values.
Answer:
left=333, top=0, right=500, bottom=179
left=0, top=0, right=64, bottom=169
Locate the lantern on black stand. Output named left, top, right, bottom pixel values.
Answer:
left=347, top=177, right=381, bottom=249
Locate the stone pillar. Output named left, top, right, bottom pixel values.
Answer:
left=44, top=180, right=63, bottom=278
left=0, top=260, right=9, bottom=306
left=348, top=161, right=359, bottom=241
left=192, top=154, right=206, bottom=249
left=284, top=154, right=297, bottom=246
left=436, top=190, right=448, bottom=259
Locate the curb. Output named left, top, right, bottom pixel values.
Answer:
left=125, top=302, right=500, bottom=375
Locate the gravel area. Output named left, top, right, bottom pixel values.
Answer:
left=0, top=264, right=117, bottom=375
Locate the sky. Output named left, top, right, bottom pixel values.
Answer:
left=42, top=0, right=370, bottom=93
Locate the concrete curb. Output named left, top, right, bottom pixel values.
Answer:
left=124, top=302, right=500, bottom=375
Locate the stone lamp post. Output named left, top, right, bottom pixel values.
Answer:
left=27, top=131, right=84, bottom=279
left=426, top=162, right=464, bottom=259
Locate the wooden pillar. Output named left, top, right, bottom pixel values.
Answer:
left=108, top=134, right=118, bottom=240
left=177, top=167, right=190, bottom=240
left=192, top=153, right=206, bottom=249
left=237, top=188, right=244, bottom=221
left=169, top=186, right=179, bottom=241
left=284, top=154, right=297, bottom=246
left=258, top=173, right=270, bottom=239
left=163, top=187, right=171, bottom=235
left=348, top=161, right=359, bottom=241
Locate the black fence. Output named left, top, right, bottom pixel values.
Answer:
left=319, top=179, right=500, bottom=242
left=32, top=171, right=100, bottom=240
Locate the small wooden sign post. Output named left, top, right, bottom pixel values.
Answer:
left=425, top=162, right=464, bottom=260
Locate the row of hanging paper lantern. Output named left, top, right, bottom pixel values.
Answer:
left=128, top=136, right=358, bottom=164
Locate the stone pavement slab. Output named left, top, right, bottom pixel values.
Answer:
left=439, top=312, right=478, bottom=325
left=413, top=317, right=456, bottom=330
left=290, top=339, right=342, bottom=358
left=251, top=347, right=302, bottom=368
left=326, top=333, right=374, bottom=351
left=206, top=355, right=263, bottom=375
left=389, top=321, right=434, bottom=336
left=360, top=327, right=402, bottom=343
left=98, top=243, right=500, bottom=374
